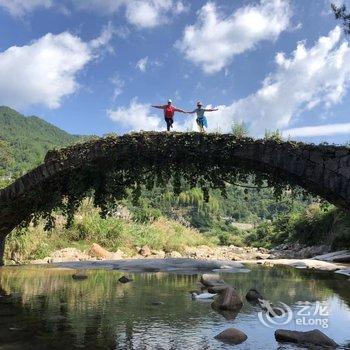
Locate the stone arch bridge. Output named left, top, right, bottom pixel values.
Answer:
left=0, top=132, right=350, bottom=264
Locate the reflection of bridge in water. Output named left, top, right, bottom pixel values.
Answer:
left=1, top=132, right=350, bottom=264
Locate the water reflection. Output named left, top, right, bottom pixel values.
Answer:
left=0, top=265, right=349, bottom=349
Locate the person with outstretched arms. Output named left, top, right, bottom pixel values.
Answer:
left=187, top=101, right=218, bottom=132
left=152, top=99, right=187, bottom=131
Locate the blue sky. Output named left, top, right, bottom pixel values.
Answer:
left=0, top=0, right=350, bottom=144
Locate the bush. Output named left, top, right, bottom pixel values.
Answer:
left=231, top=122, right=248, bottom=138
left=132, top=206, right=162, bottom=223
left=209, top=226, right=245, bottom=246
left=255, top=204, right=350, bottom=249
left=264, top=129, right=283, bottom=142
left=244, top=221, right=277, bottom=248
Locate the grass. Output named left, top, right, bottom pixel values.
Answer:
left=4, top=203, right=212, bottom=263
left=5, top=200, right=350, bottom=264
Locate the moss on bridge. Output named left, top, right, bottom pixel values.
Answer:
left=0, top=132, right=349, bottom=265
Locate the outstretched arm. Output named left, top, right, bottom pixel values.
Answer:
left=173, top=107, right=187, bottom=113
left=204, top=108, right=219, bottom=112
left=186, top=109, right=197, bottom=114
left=152, top=105, right=165, bottom=109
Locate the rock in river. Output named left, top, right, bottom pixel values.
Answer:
left=246, top=288, right=264, bottom=304
left=275, top=329, right=338, bottom=348
left=212, top=285, right=243, bottom=311
left=200, top=274, right=225, bottom=287
left=72, top=273, right=88, bottom=280
left=118, top=275, right=133, bottom=284
left=215, top=328, right=247, bottom=345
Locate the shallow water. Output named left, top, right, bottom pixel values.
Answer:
left=0, top=264, right=349, bottom=350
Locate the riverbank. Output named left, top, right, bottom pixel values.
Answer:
left=16, top=243, right=349, bottom=278
left=27, top=243, right=271, bottom=264
left=44, top=257, right=349, bottom=276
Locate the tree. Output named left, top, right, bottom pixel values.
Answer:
left=0, top=139, right=14, bottom=189
left=331, top=3, right=350, bottom=33
left=0, top=139, right=13, bottom=176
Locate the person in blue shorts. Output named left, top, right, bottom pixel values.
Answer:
left=187, top=101, right=218, bottom=132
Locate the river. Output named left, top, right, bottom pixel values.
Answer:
left=0, top=264, right=349, bottom=349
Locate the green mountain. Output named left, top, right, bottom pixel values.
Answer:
left=0, top=106, right=80, bottom=176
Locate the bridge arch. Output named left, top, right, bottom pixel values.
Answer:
left=1, top=132, right=350, bottom=264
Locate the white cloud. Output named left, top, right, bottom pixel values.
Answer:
left=174, top=1, right=189, bottom=14
left=107, top=26, right=350, bottom=137
left=71, top=0, right=187, bottom=28
left=204, top=26, right=350, bottom=135
left=0, top=0, right=53, bottom=16
left=125, top=0, right=171, bottom=28
left=1, top=0, right=188, bottom=26
left=176, top=0, right=291, bottom=74
left=0, top=27, right=114, bottom=109
left=282, top=123, right=350, bottom=137
left=110, top=74, right=124, bottom=100
left=126, top=0, right=188, bottom=27
left=107, top=98, right=163, bottom=131
left=136, top=57, right=148, bottom=72
left=90, top=22, right=115, bottom=50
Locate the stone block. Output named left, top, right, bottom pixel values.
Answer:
left=309, top=151, right=323, bottom=163
left=324, top=158, right=339, bottom=172
left=340, top=155, right=350, bottom=168
left=339, top=167, right=350, bottom=179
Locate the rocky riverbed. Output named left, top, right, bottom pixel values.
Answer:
left=26, top=243, right=350, bottom=278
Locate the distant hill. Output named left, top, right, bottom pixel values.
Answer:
left=0, top=106, right=80, bottom=176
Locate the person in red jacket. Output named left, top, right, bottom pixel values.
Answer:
left=152, top=99, right=187, bottom=131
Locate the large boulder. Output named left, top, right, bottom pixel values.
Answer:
left=332, top=254, right=350, bottom=263
left=275, top=329, right=338, bottom=348
left=200, top=274, right=225, bottom=287
left=139, top=245, right=152, bottom=257
left=168, top=251, right=182, bottom=258
left=215, top=328, right=247, bottom=345
left=313, top=250, right=350, bottom=262
left=212, top=286, right=243, bottom=311
left=89, top=243, right=112, bottom=259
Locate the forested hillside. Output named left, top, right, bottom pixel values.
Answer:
left=0, top=106, right=79, bottom=177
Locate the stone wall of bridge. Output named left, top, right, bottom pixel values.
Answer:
left=0, top=132, right=350, bottom=264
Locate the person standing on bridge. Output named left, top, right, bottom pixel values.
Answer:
left=187, top=101, right=218, bottom=132
left=152, top=99, right=187, bottom=131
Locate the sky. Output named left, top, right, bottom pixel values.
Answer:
left=0, top=0, right=350, bottom=144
